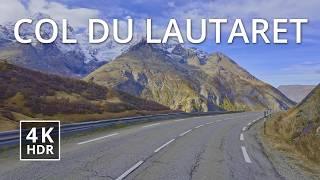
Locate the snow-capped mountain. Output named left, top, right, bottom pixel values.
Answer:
left=0, top=13, right=210, bottom=77
left=77, top=33, right=142, bottom=63
left=0, top=13, right=104, bottom=77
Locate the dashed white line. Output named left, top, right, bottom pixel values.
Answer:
left=154, top=139, right=175, bottom=153
left=174, top=119, right=186, bottom=122
left=241, top=146, right=252, bottom=163
left=194, top=117, right=203, bottom=119
left=179, top=129, right=192, bottom=137
left=242, top=127, right=247, bottom=131
left=77, top=133, right=119, bottom=145
left=195, top=124, right=204, bottom=129
left=240, top=133, right=244, bottom=141
left=115, top=160, right=144, bottom=180
left=142, top=123, right=160, bottom=128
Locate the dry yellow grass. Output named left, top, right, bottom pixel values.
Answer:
left=0, top=62, right=170, bottom=131
left=264, top=84, right=320, bottom=171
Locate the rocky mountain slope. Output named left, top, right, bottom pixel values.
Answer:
left=0, top=13, right=135, bottom=77
left=278, top=85, right=316, bottom=103
left=85, top=40, right=295, bottom=112
left=265, top=84, right=320, bottom=163
left=0, top=62, right=169, bottom=130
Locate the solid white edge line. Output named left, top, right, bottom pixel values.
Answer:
left=179, top=129, right=192, bottom=137
left=142, top=123, right=160, bottom=128
left=77, top=133, right=119, bottom=145
left=115, top=160, right=144, bottom=180
left=241, top=146, right=252, bottom=163
left=154, top=139, right=175, bottom=153
left=240, top=133, right=244, bottom=141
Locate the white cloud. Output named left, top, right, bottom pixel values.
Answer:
left=171, top=0, right=320, bottom=20
left=0, top=0, right=28, bottom=24
left=282, top=61, right=320, bottom=75
left=0, top=0, right=100, bottom=28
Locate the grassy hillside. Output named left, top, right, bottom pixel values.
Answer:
left=265, top=84, right=320, bottom=164
left=0, top=62, right=169, bottom=131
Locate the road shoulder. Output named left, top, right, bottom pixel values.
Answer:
left=254, top=120, right=319, bottom=180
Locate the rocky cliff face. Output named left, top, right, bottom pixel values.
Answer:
left=85, top=40, right=295, bottom=112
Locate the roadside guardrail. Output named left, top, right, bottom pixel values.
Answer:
left=0, top=111, right=238, bottom=147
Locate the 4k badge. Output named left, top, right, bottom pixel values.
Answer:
left=20, top=121, right=60, bottom=161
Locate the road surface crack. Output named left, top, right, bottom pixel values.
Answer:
left=79, top=150, right=115, bottom=180
left=189, top=145, right=207, bottom=180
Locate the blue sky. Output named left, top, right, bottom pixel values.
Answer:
left=1, top=0, right=320, bottom=86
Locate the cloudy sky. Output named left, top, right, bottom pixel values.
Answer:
left=1, top=0, right=319, bottom=86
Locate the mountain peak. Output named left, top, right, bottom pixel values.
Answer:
left=31, top=12, right=52, bottom=21
left=86, top=40, right=295, bottom=112
left=128, top=38, right=150, bottom=51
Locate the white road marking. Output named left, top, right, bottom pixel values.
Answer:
left=241, top=146, right=252, bottom=163
left=195, top=124, right=204, bottom=129
left=194, top=117, right=203, bottom=119
left=205, top=122, right=214, bottom=125
left=174, top=119, right=186, bottom=122
left=154, top=139, right=175, bottom=153
left=142, top=123, right=160, bottom=128
left=179, top=129, right=192, bottom=137
left=77, top=133, right=119, bottom=145
left=248, top=122, right=251, bottom=126
left=242, top=127, right=247, bottom=131
left=115, top=160, right=144, bottom=180
left=240, top=133, right=244, bottom=141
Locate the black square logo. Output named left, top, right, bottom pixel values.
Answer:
left=20, top=121, right=60, bottom=161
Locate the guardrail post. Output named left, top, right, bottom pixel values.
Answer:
left=264, top=110, right=267, bottom=135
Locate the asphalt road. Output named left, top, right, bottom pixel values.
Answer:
left=0, top=112, right=285, bottom=180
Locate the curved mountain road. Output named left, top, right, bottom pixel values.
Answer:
left=0, top=112, right=285, bottom=180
